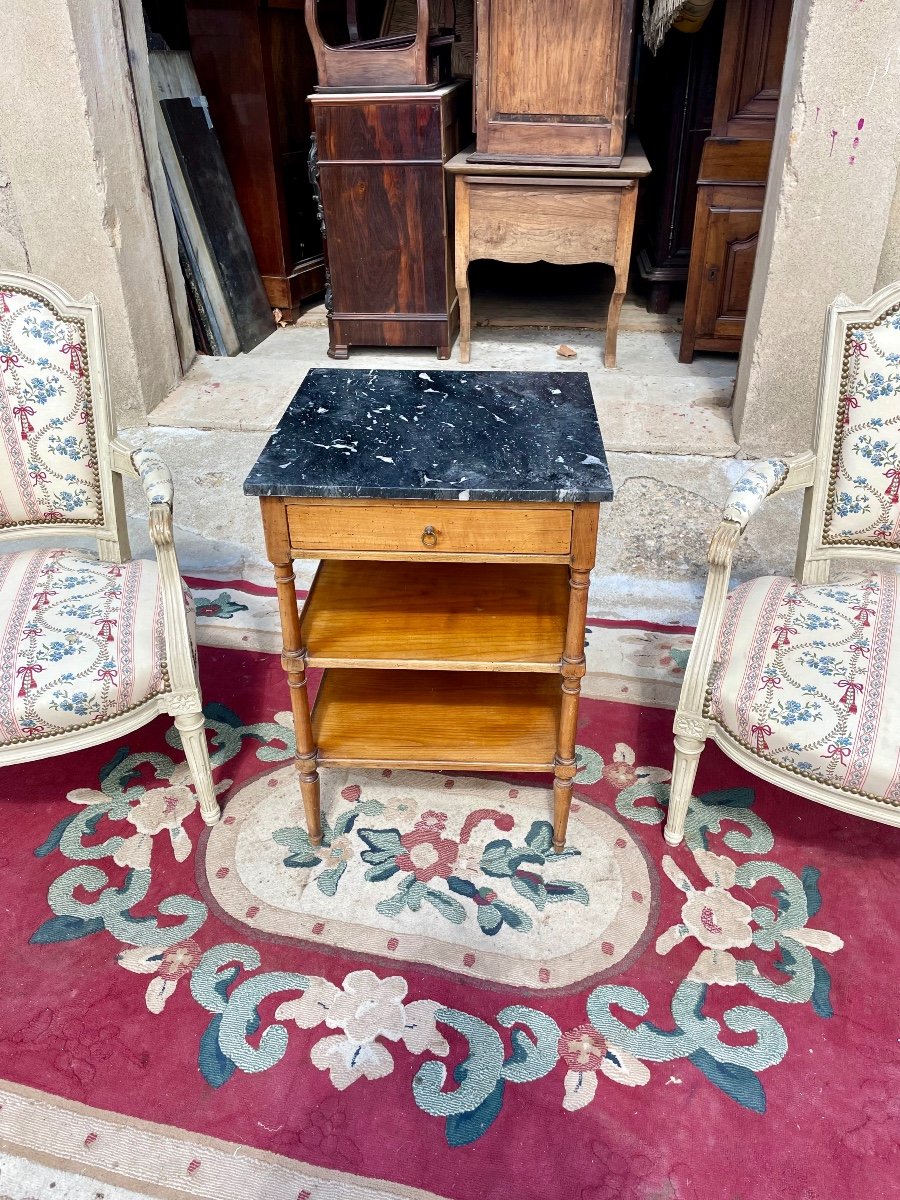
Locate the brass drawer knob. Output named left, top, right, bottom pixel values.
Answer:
left=421, top=524, right=439, bottom=548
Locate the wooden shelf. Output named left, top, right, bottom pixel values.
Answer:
left=301, top=560, right=570, bottom=672
left=312, top=669, right=561, bottom=771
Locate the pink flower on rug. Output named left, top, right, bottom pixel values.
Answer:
left=66, top=783, right=197, bottom=868
left=320, top=835, right=355, bottom=869
left=276, top=977, right=341, bottom=1028
left=310, top=1035, right=394, bottom=1091
left=602, top=743, right=672, bottom=792
left=557, top=1023, right=650, bottom=1112
left=300, top=972, right=449, bottom=1091
left=656, top=854, right=753, bottom=954
left=395, top=827, right=458, bottom=884
left=116, top=938, right=203, bottom=1014
left=325, top=970, right=407, bottom=1043
left=378, top=795, right=420, bottom=824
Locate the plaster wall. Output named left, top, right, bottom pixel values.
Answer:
left=0, top=141, right=28, bottom=273
left=0, top=0, right=180, bottom=424
left=875, top=136, right=900, bottom=291
left=734, top=0, right=900, bottom=458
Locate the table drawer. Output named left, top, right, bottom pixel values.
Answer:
left=287, top=503, right=573, bottom=557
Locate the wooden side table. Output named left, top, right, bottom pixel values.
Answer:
left=446, top=141, right=650, bottom=368
left=244, top=368, right=612, bottom=854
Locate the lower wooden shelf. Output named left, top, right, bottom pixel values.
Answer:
left=311, top=668, right=561, bottom=771
left=301, top=559, right=569, bottom=671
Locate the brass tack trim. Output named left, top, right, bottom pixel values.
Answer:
left=0, top=286, right=104, bottom=532
left=824, top=297, right=900, bottom=548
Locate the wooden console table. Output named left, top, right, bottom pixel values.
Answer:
left=244, top=368, right=611, bottom=853
left=446, top=141, right=650, bottom=367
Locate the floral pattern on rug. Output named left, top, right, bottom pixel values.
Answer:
left=27, top=706, right=843, bottom=1146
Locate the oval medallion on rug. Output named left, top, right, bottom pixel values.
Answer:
left=200, top=766, right=658, bottom=992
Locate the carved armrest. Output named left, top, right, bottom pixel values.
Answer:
left=722, top=458, right=790, bottom=531
left=131, top=447, right=175, bottom=548
left=678, top=451, right=817, bottom=722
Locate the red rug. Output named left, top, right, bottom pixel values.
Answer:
left=1, top=645, right=897, bottom=1200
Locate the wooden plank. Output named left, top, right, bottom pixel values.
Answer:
left=312, top=669, right=561, bottom=770
left=300, top=560, right=569, bottom=670
left=159, top=96, right=275, bottom=353
left=150, top=51, right=239, bottom=357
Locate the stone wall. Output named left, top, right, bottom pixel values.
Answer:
left=734, top=0, right=900, bottom=458
left=0, top=0, right=181, bottom=424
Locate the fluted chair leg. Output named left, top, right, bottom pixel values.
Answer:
left=175, top=710, right=219, bottom=826
left=665, top=731, right=706, bottom=846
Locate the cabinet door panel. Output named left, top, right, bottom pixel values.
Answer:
left=474, top=0, right=636, bottom=164
left=680, top=184, right=763, bottom=358
left=319, top=164, right=449, bottom=316
left=712, top=0, right=792, bottom=138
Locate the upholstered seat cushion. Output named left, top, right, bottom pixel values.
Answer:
left=708, top=572, right=900, bottom=801
left=0, top=547, right=187, bottom=746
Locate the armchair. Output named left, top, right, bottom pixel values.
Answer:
left=0, top=272, right=218, bottom=823
left=666, top=281, right=900, bottom=844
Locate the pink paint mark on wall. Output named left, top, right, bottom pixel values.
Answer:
left=830, top=129, right=839, bottom=156
left=815, top=106, right=821, bottom=123
left=850, top=117, right=865, bottom=164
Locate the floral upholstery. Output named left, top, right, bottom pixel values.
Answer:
left=708, top=572, right=900, bottom=802
left=0, top=288, right=101, bottom=528
left=722, top=459, right=789, bottom=530
left=132, top=447, right=173, bottom=507
left=824, top=306, right=900, bottom=544
left=0, top=547, right=193, bottom=746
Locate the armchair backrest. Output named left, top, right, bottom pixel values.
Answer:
left=0, top=273, right=126, bottom=560
left=800, top=280, right=900, bottom=573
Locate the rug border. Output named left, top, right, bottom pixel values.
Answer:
left=0, top=1077, right=453, bottom=1200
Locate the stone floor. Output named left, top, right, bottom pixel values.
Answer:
left=120, top=276, right=807, bottom=626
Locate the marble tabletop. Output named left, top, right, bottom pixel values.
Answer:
left=243, top=368, right=612, bottom=503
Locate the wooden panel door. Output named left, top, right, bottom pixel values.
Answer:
left=712, top=0, right=792, bottom=138
left=679, top=184, right=764, bottom=359
left=472, top=0, right=637, bottom=165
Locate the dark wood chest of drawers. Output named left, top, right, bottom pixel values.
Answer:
left=310, top=83, right=467, bottom=359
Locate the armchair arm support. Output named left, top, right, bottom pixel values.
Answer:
left=721, top=451, right=817, bottom=533
left=677, top=450, right=818, bottom=724
left=114, top=439, right=197, bottom=695
left=131, top=446, right=174, bottom=510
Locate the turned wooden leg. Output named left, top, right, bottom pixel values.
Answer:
left=553, top=675, right=581, bottom=853
left=553, top=547, right=593, bottom=852
left=272, top=557, right=322, bottom=846
left=174, top=710, right=219, bottom=826
left=664, top=726, right=707, bottom=846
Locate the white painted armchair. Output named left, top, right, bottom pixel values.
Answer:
left=666, top=282, right=900, bottom=845
left=0, top=272, right=218, bottom=823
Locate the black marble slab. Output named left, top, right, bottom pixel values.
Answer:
left=243, top=368, right=612, bottom=502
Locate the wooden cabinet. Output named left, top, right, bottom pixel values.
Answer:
left=679, top=0, right=792, bottom=361
left=310, top=83, right=466, bottom=358
left=185, top=0, right=326, bottom=320
left=471, top=0, right=638, bottom=166
left=634, top=12, right=724, bottom=313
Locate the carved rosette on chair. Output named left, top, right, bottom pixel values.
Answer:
left=666, top=282, right=900, bottom=845
left=0, top=274, right=219, bottom=824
